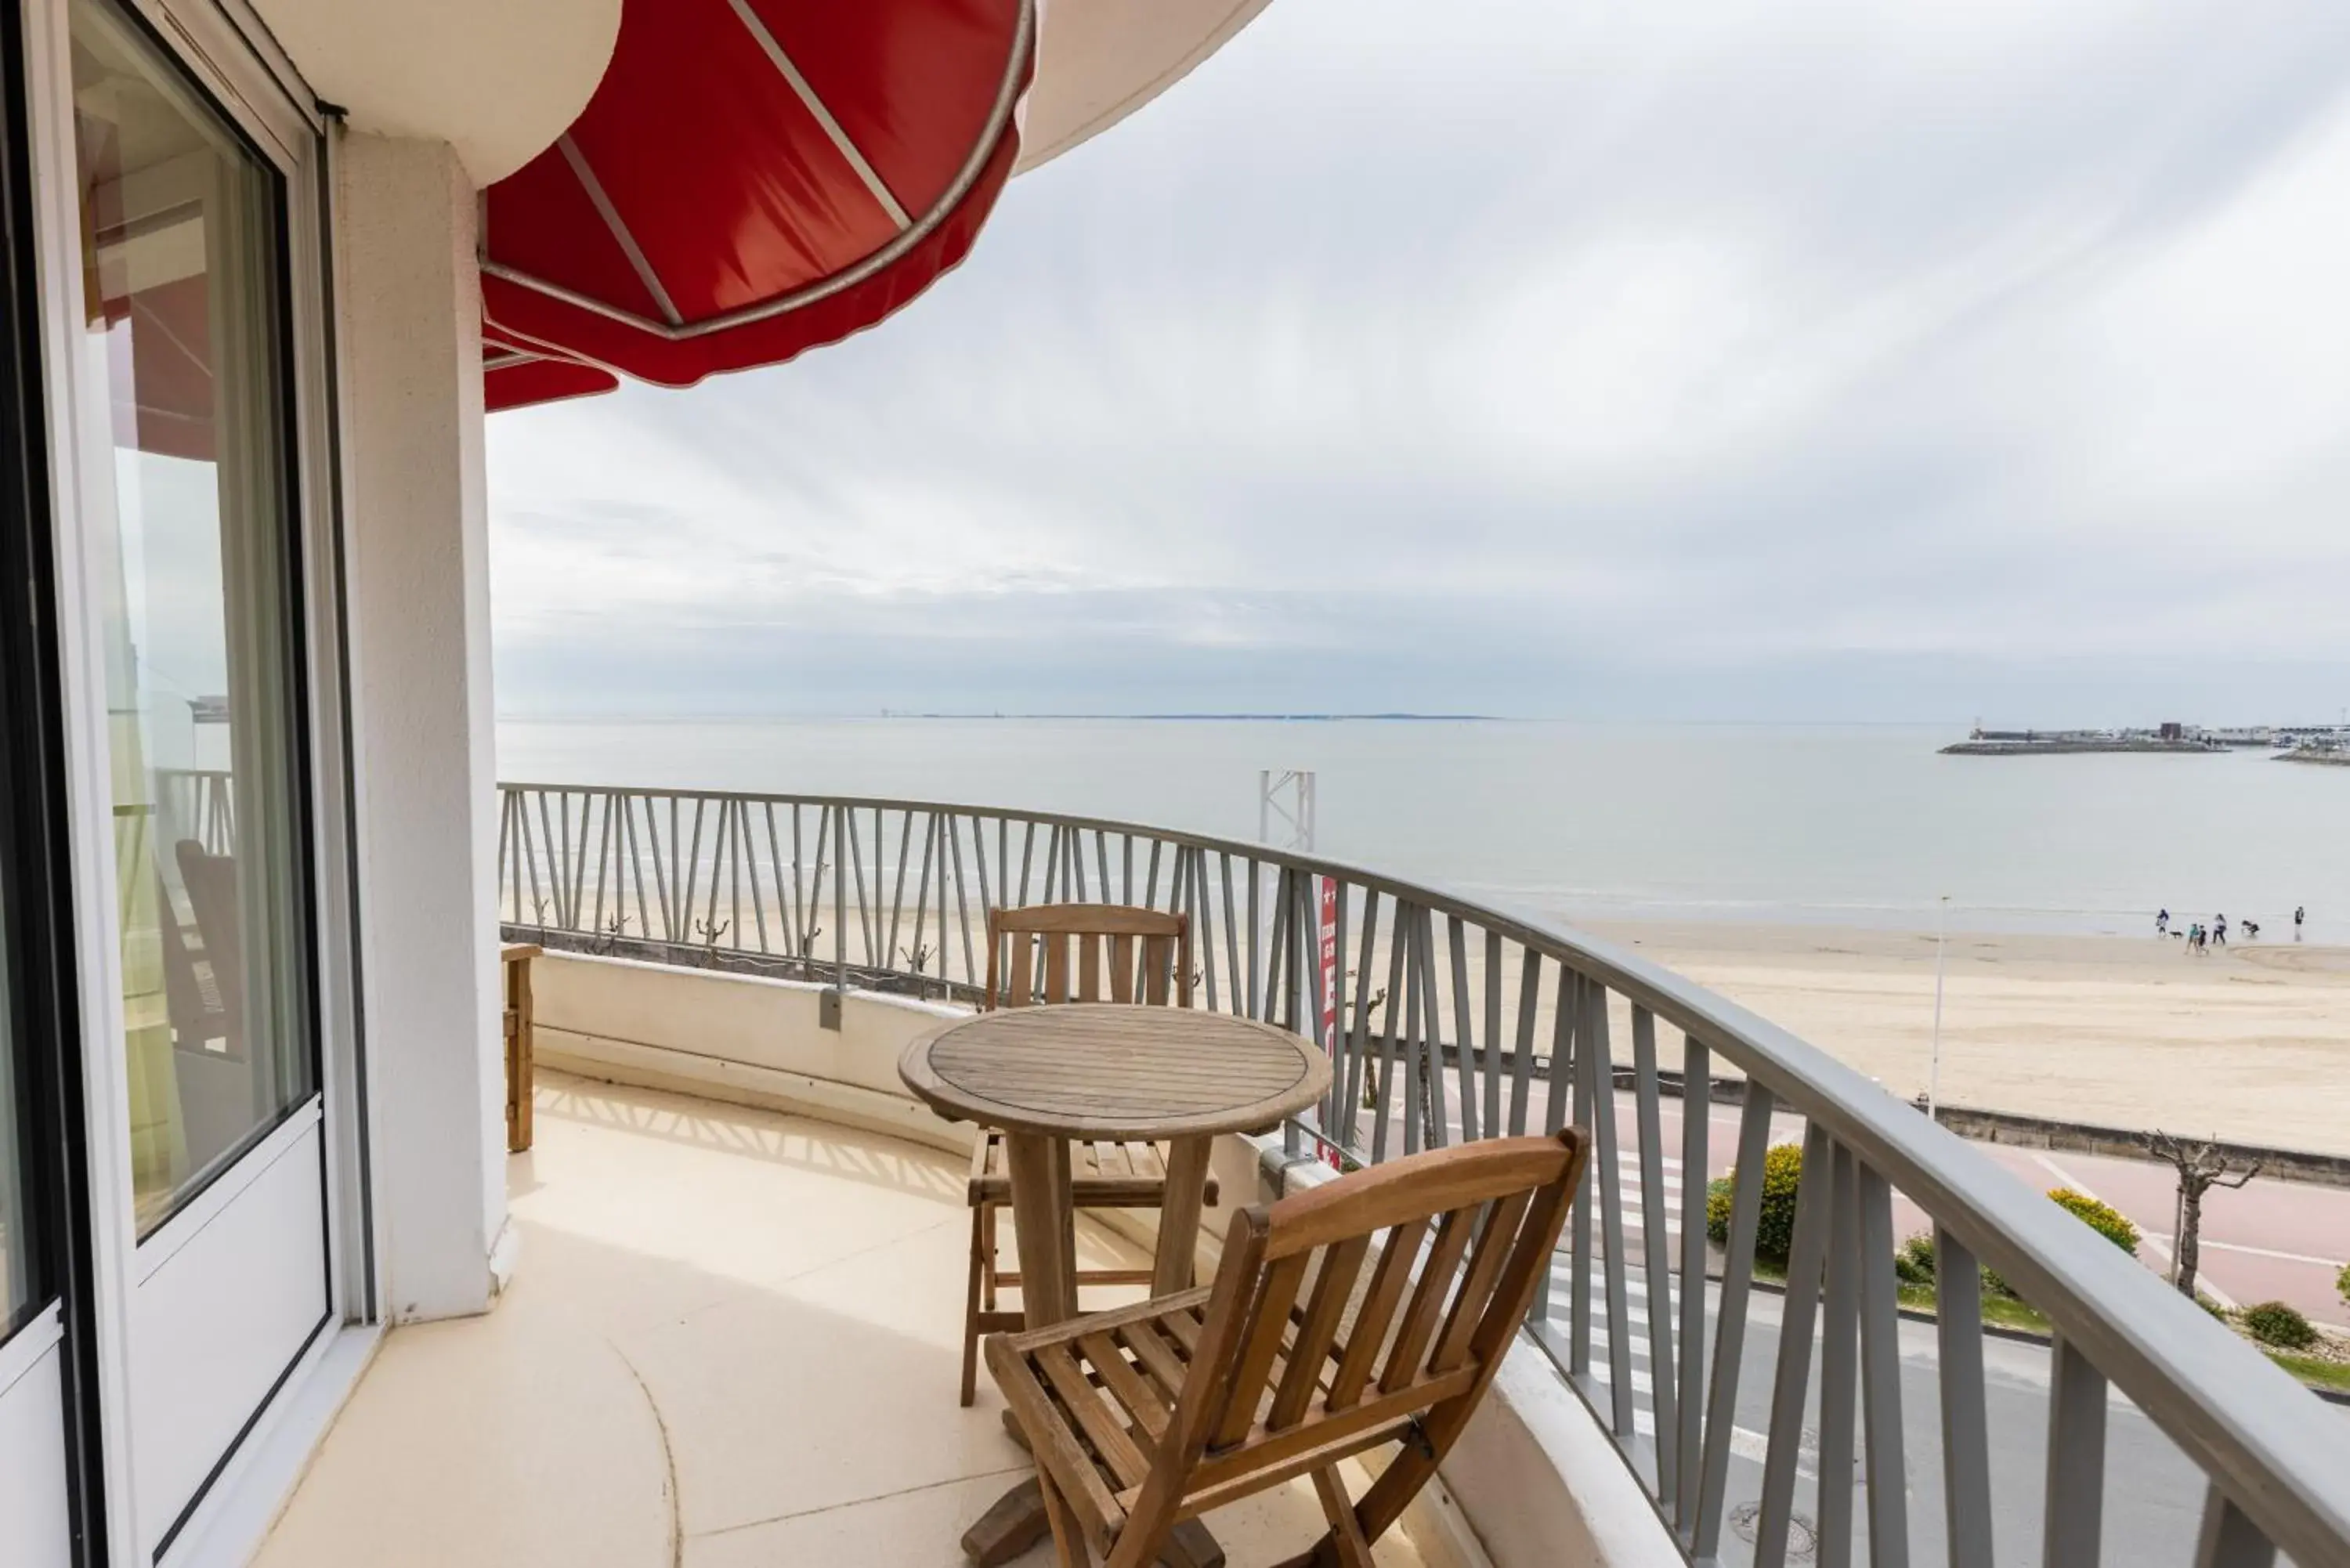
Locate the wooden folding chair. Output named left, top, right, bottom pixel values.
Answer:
left=961, top=904, right=1218, bottom=1405
left=987, top=1129, right=1589, bottom=1567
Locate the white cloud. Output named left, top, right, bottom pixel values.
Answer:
left=487, top=0, right=2350, bottom=718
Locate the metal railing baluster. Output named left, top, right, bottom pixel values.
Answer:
left=1673, top=1033, right=1708, bottom=1533
left=1755, top=1122, right=1837, bottom=1568
left=1935, top=1223, right=1995, bottom=1568
left=1587, top=984, right=1633, bottom=1438
left=1325, top=878, right=1349, bottom=1138
left=685, top=796, right=709, bottom=941
left=802, top=806, right=825, bottom=956
left=844, top=807, right=870, bottom=964
left=1343, top=888, right=1382, bottom=1153
left=1481, top=930, right=1502, bottom=1146
left=2196, top=1484, right=2277, bottom=1568
left=1567, top=975, right=1592, bottom=1377
left=1400, top=909, right=1424, bottom=1157
left=1631, top=1006, right=1677, bottom=1504
left=2044, top=1337, right=2107, bottom=1568
left=1416, top=906, right=1449, bottom=1150
left=762, top=803, right=787, bottom=954
left=1193, top=851, right=1220, bottom=1013
left=526, top=789, right=553, bottom=927
left=885, top=810, right=913, bottom=969
left=1448, top=916, right=1478, bottom=1144
left=1246, top=855, right=1262, bottom=1021
left=909, top=815, right=935, bottom=982
left=1856, top=1165, right=1910, bottom=1568
left=832, top=806, right=847, bottom=995
left=1816, top=1143, right=1861, bottom=1567
left=1370, top=905, right=1408, bottom=1165
left=494, top=788, right=515, bottom=920
left=1231, top=851, right=1250, bottom=1024
left=1694, top=1086, right=1777, bottom=1560
left=949, top=815, right=975, bottom=987
left=1509, top=948, right=1539, bottom=1137
left=555, top=789, right=573, bottom=928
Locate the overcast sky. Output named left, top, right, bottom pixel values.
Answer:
left=487, top=0, right=2350, bottom=724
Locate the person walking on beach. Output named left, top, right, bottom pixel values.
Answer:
left=2214, top=914, right=2227, bottom=946
left=2157, top=908, right=2170, bottom=938
left=2296, top=905, right=2306, bottom=941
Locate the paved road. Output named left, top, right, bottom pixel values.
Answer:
left=1631, top=1097, right=2350, bottom=1328
left=1368, top=1078, right=2350, bottom=1324
left=1540, top=1240, right=2348, bottom=1566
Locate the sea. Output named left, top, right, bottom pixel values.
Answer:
left=496, top=718, right=2349, bottom=943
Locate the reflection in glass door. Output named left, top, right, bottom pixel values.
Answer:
left=69, top=0, right=327, bottom=1551
left=72, top=0, right=316, bottom=1237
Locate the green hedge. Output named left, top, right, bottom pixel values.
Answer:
left=2046, top=1188, right=2138, bottom=1255
left=2243, top=1300, right=2318, bottom=1351
left=1704, top=1142, right=1805, bottom=1263
left=2337, top=1260, right=2349, bottom=1308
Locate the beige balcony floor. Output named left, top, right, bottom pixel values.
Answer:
left=256, top=1072, right=1477, bottom=1567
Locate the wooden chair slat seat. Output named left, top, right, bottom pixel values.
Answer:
left=970, top=1134, right=1214, bottom=1209
left=987, top=1130, right=1589, bottom=1568
left=960, top=902, right=1207, bottom=1406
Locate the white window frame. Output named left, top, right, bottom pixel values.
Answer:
left=13, top=0, right=377, bottom=1559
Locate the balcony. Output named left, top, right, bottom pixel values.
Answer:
left=258, top=786, right=2350, bottom=1566
left=255, top=1068, right=1482, bottom=1566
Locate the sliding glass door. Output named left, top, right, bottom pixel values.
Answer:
left=0, top=0, right=78, bottom=1558
left=67, top=0, right=327, bottom=1553
left=0, top=797, right=68, bottom=1568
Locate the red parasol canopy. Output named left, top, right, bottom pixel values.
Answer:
left=481, top=0, right=1033, bottom=412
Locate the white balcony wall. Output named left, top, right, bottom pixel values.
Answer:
left=334, top=132, right=507, bottom=1323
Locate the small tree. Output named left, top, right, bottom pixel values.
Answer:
left=2141, top=1130, right=2259, bottom=1299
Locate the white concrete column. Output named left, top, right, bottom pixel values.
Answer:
left=331, top=131, right=505, bottom=1322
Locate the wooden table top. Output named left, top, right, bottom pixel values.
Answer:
left=899, top=1004, right=1332, bottom=1141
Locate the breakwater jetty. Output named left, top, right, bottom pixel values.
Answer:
left=1942, top=725, right=2222, bottom=756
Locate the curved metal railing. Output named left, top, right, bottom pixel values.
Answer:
left=496, top=781, right=2349, bottom=1567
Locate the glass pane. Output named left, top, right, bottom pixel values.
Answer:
left=71, top=0, right=315, bottom=1237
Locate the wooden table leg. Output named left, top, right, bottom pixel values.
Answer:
left=966, top=1133, right=1076, bottom=1566
left=1004, top=1132, right=1076, bottom=1324
left=1154, top=1136, right=1215, bottom=1296
left=1148, top=1136, right=1227, bottom=1566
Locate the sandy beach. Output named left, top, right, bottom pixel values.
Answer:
left=1581, top=919, right=2350, bottom=1157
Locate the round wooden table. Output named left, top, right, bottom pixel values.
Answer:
left=899, top=1004, right=1332, bottom=1566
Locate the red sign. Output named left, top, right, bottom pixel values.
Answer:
left=1318, top=876, right=1342, bottom=1166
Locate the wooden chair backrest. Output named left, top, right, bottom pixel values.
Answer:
left=1127, top=1130, right=1588, bottom=1546
left=983, top=904, right=1192, bottom=1010
left=174, top=840, right=244, bottom=1036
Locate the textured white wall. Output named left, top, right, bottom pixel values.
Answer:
left=334, top=132, right=505, bottom=1323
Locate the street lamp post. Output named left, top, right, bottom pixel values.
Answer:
left=1928, top=894, right=1949, bottom=1122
